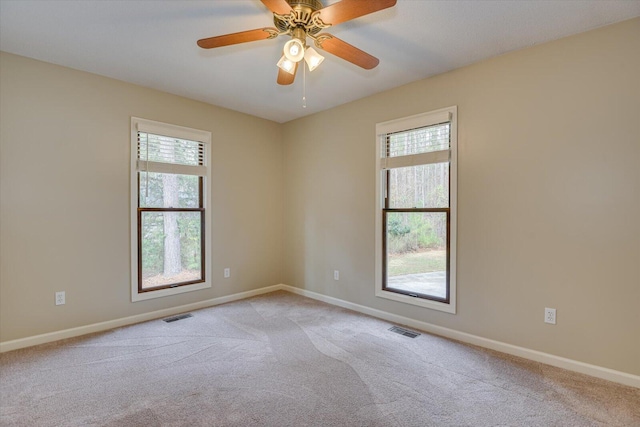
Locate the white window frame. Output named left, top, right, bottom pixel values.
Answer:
left=374, top=106, right=458, bottom=314
left=130, top=117, right=212, bottom=302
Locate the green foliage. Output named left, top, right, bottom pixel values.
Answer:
left=141, top=212, right=164, bottom=275
left=387, top=213, right=445, bottom=255
left=388, top=216, right=411, bottom=237
left=432, top=185, right=448, bottom=209
left=417, top=224, right=439, bottom=249
left=178, top=214, right=201, bottom=270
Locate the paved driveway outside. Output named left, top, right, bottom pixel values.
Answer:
left=387, top=271, right=446, bottom=298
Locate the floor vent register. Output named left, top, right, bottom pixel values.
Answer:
left=389, top=326, right=421, bottom=338
left=162, top=313, right=193, bottom=323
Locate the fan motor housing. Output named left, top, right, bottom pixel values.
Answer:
left=274, top=0, right=326, bottom=36
left=287, top=0, right=323, bottom=11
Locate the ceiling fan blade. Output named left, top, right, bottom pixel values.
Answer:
left=197, top=28, right=279, bottom=49
left=314, top=34, right=379, bottom=69
left=261, top=0, right=293, bottom=15
left=316, top=0, right=396, bottom=26
left=277, top=62, right=298, bottom=85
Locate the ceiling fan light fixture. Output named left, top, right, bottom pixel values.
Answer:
left=277, top=55, right=296, bottom=75
left=197, top=0, right=396, bottom=85
left=283, top=38, right=305, bottom=63
left=304, top=47, right=324, bottom=71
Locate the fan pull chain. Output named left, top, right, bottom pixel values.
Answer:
left=302, top=62, right=307, bottom=108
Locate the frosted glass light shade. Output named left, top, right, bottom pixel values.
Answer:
left=283, top=39, right=305, bottom=63
left=277, top=55, right=296, bottom=74
left=304, top=47, right=325, bottom=71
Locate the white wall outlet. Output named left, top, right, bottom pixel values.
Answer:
left=544, top=307, right=556, bottom=324
left=334, top=270, right=339, bottom=281
left=224, top=268, right=230, bottom=278
left=55, top=291, right=66, bottom=306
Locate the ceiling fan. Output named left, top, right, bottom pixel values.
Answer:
left=197, top=0, right=397, bottom=85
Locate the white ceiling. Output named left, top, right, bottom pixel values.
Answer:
left=1, top=1, right=639, bottom=123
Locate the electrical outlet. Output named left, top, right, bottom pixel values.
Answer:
left=334, top=270, right=339, bottom=281
left=224, top=268, right=230, bottom=278
left=55, top=291, right=65, bottom=306
left=544, top=307, right=556, bottom=324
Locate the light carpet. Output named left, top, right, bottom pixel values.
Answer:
left=1, top=290, right=638, bottom=426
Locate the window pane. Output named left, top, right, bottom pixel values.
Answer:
left=386, top=211, right=447, bottom=299
left=139, top=173, right=199, bottom=208
left=141, top=211, right=202, bottom=289
left=388, top=162, right=449, bottom=208
left=386, top=123, right=449, bottom=157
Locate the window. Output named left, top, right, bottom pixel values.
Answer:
left=375, top=107, right=457, bottom=313
left=130, top=118, right=211, bottom=302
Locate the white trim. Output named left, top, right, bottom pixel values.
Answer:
left=135, top=117, right=211, bottom=144
left=279, top=285, right=640, bottom=389
left=0, top=285, right=285, bottom=353
left=376, top=109, right=452, bottom=135
left=375, top=287, right=456, bottom=313
left=130, top=117, right=212, bottom=302
left=375, top=106, right=457, bottom=314
left=1, top=284, right=638, bottom=388
left=131, top=281, right=212, bottom=302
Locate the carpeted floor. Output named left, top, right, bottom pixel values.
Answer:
left=1, top=290, right=638, bottom=426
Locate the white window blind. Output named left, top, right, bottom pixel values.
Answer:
left=380, top=121, right=451, bottom=170
left=137, top=132, right=206, bottom=176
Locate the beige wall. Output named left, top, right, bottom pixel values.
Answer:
left=282, top=19, right=640, bottom=375
left=0, top=52, right=284, bottom=341
left=1, top=18, right=639, bottom=377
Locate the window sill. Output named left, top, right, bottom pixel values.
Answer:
left=375, top=288, right=456, bottom=314
left=132, top=281, right=211, bottom=302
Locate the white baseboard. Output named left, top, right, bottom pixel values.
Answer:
left=2, top=283, right=638, bottom=389
left=0, top=284, right=284, bottom=353
left=280, top=285, right=640, bottom=389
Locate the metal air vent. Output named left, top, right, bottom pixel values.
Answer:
left=389, top=326, right=420, bottom=338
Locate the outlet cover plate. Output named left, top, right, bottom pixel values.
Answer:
left=55, top=291, right=66, bottom=306
left=544, top=307, right=556, bottom=324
